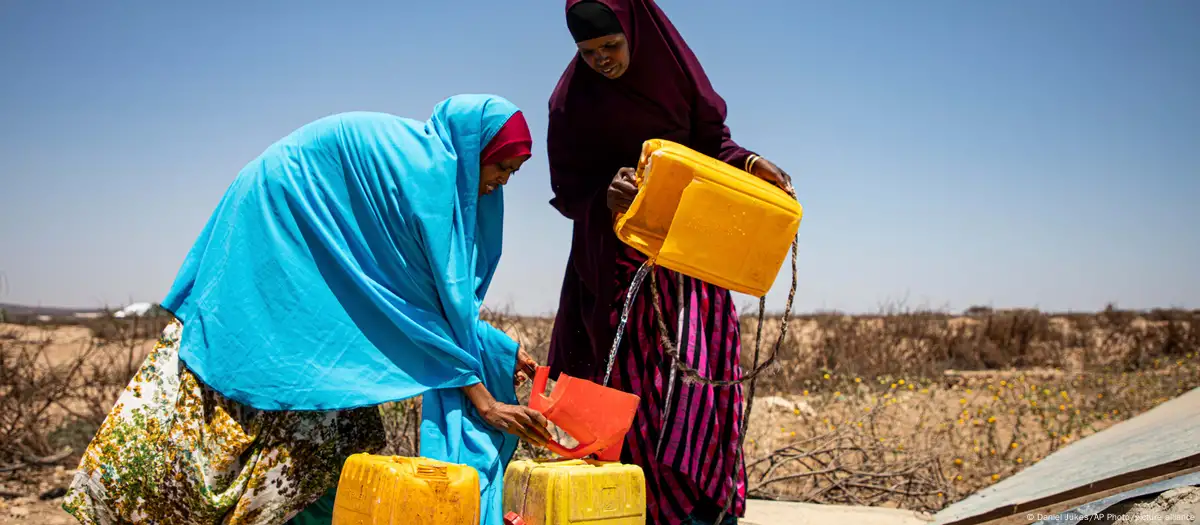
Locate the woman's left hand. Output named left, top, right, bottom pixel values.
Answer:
left=750, top=157, right=794, bottom=196
left=515, top=347, right=538, bottom=386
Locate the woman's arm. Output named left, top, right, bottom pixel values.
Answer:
left=464, top=319, right=551, bottom=446
left=459, top=381, right=550, bottom=446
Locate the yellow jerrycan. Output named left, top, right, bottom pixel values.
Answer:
left=614, top=139, right=802, bottom=297
left=332, top=454, right=480, bottom=525
left=502, top=459, right=646, bottom=525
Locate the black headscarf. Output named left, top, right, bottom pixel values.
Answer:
left=566, top=1, right=624, bottom=42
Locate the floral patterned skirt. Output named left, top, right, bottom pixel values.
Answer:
left=63, top=319, right=386, bottom=525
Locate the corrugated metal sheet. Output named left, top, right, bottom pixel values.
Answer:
left=933, top=387, right=1200, bottom=524
left=1032, top=471, right=1200, bottom=524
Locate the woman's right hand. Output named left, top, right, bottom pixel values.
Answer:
left=462, top=383, right=552, bottom=446
left=607, top=167, right=638, bottom=213
left=480, top=401, right=553, bottom=447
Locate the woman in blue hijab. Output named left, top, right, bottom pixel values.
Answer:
left=63, top=94, right=548, bottom=525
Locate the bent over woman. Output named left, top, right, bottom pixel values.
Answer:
left=64, top=94, right=550, bottom=525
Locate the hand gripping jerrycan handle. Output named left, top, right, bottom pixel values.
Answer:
left=528, top=366, right=640, bottom=462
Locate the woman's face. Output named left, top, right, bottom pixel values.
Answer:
left=576, top=33, right=630, bottom=80
left=479, top=155, right=530, bottom=195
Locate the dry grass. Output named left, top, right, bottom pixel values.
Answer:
left=2, top=305, right=1197, bottom=515
left=0, top=317, right=156, bottom=471
left=742, top=359, right=1199, bottom=511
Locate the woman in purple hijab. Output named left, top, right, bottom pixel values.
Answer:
left=545, top=1, right=793, bottom=523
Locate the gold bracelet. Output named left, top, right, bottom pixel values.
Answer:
left=746, top=154, right=761, bottom=174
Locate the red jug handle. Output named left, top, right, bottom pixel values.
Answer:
left=529, top=366, right=551, bottom=413
left=543, top=435, right=607, bottom=460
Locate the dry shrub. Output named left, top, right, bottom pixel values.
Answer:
left=0, top=317, right=159, bottom=471
left=745, top=346, right=1200, bottom=511
left=378, top=398, right=422, bottom=457
left=746, top=407, right=950, bottom=510
left=3, top=304, right=1197, bottom=515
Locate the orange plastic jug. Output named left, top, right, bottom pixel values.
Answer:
left=529, top=366, right=640, bottom=462
left=614, top=139, right=803, bottom=297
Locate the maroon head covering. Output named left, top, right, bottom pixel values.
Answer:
left=546, top=0, right=755, bottom=380
left=481, top=111, right=533, bottom=165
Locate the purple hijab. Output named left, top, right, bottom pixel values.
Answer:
left=546, top=0, right=756, bottom=380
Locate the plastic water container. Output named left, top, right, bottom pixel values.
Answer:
left=332, top=454, right=480, bottom=525
left=614, top=139, right=803, bottom=297
left=503, top=459, right=646, bottom=525
left=528, top=366, right=640, bottom=462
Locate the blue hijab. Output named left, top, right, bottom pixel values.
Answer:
left=161, top=94, right=523, bottom=525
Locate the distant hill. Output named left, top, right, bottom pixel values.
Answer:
left=0, top=302, right=166, bottom=321
left=0, top=302, right=106, bottom=317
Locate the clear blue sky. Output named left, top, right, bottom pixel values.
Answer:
left=1, top=1, right=1197, bottom=315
